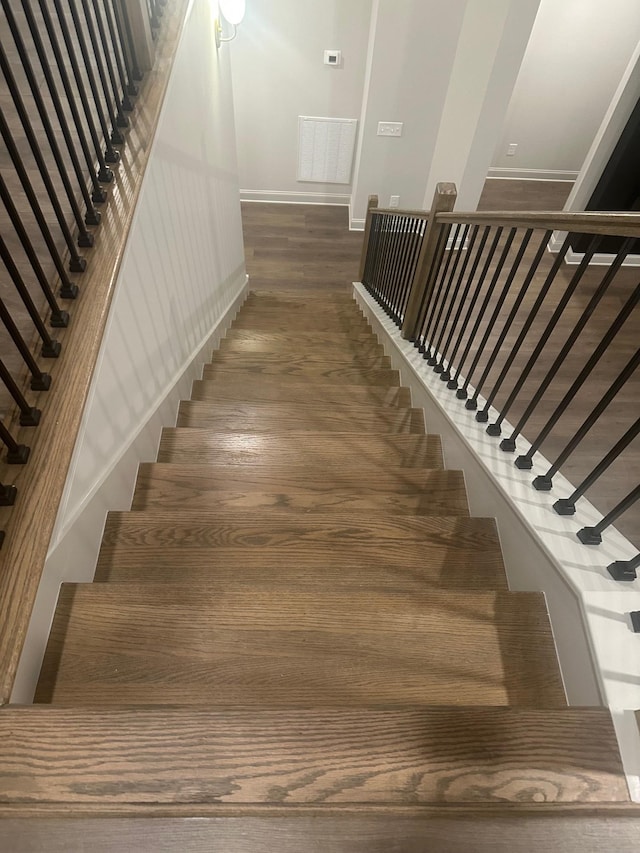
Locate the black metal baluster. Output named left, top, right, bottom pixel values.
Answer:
left=18, top=0, right=101, bottom=226
left=0, top=483, right=17, bottom=507
left=394, top=218, right=419, bottom=323
left=500, top=238, right=632, bottom=451
left=362, top=215, right=378, bottom=288
left=461, top=229, right=532, bottom=402
left=37, top=0, right=109, bottom=200
left=384, top=216, right=404, bottom=321
left=475, top=233, right=571, bottom=421
left=116, top=0, right=143, bottom=81
left=398, top=218, right=425, bottom=321
left=532, top=347, right=640, bottom=490
left=447, top=228, right=516, bottom=388
left=516, top=284, right=639, bottom=470
left=0, top=299, right=51, bottom=390
left=554, top=417, right=640, bottom=516
left=426, top=224, right=463, bottom=369
left=0, top=169, right=76, bottom=304
left=77, top=0, right=127, bottom=141
left=2, top=2, right=94, bottom=246
left=0, top=233, right=65, bottom=350
left=0, top=49, right=88, bottom=269
left=377, top=214, right=392, bottom=304
left=380, top=214, right=401, bottom=315
left=607, top=553, right=640, bottom=582
left=63, top=0, right=124, bottom=152
left=0, top=422, right=30, bottom=464
left=432, top=225, right=469, bottom=378
left=486, top=235, right=601, bottom=438
left=577, top=485, right=640, bottom=545
left=92, top=0, right=132, bottom=120
left=467, top=230, right=550, bottom=405
left=52, top=0, right=119, bottom=169
left=430, top=225, right=478, bottom=390
left=414, top=224, right=450, bottom=353
left=366, top=215, right=382, bottom=294
left=446, top=227, right=500, bottom=384
left=0, top=361, right=40, bottom=427
left=101, top=0, right=135, bottom=106
left=387, top=217, right=408, bottom=321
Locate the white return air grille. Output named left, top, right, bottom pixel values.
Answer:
left=297, top=116, right=358, bottom=185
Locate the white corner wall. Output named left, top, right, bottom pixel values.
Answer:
left=11, top=0, right=248, bottom=703
left=229, top=0, right=373, bottom=204
left=490, top=0, right=640, bottom=179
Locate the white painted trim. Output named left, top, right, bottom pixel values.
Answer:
left=547, top=232, right=640, bottom=266
left=240, top=190, right=350, bottom=206
left=10, top=277, right=249, bottom=705
left=354, top=281, right=640, bottom=800
left=487, top=168, right=579, bottom=182
left=350, top=218, right=365, bottom=232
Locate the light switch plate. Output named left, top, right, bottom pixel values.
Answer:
left=378, top=122, right=403, bottom=137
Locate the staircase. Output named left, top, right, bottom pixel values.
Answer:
left=1, top=290, right=636, bottom=850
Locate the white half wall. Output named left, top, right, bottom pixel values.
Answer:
left=11, top=0, right=247, bottom=703
left=230, top=0, right=373, bottom=200
left=491, top=0, right=640, bottom=175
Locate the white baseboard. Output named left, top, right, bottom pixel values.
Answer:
left=10, top=277, right=249, bottom=705
left=240, top=189, right=351, bottom=206
left=548, top=232, right=640, bottom=266
left=487, top=167, right=579, bottom=182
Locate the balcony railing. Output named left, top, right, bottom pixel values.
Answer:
left=360, top=184, right=640, bottom=581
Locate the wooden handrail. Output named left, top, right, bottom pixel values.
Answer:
left=373, top=207, right=430, bottom=218
left=401, top=183, right=457, bottom=341
left=436, top=210, right=640, bottom=237
left=358, top=194, right=379, bottom=282
left=0, top=0, right=190, bottom=705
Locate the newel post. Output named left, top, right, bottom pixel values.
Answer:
left=358, top=194, right=379, bottom=282
left=401, top=182, right=457, bottom=341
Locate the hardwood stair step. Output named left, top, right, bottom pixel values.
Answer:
left=209, top=351, right=392, bottom=370
left=176, top=401, right=426, bottom=432
left=245, top=290, right=356, bottom=302
left=220, top=330, right=384, bottom=352
left=201, top=364, right=400, bottom=386
left=0, top=706, right=628, bottom=808
left=131, top=471, right=469, bottom=515
left=157, top=431, right=443, bottom=467
left=95, top=513, right=505, bottom=588
left=229, top=315, right=371, bottom=332
left=132, top=463, right=455, bottom=513
left=191, top=379, right=412, bottom=406
left=35, top=587, right=566, bottom=707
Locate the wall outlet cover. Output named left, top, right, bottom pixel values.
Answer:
left=377, top=122, right=403, bottom=137
left=324, top=50, right=342, bottom=67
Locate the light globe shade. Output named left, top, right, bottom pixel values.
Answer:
left=219, top=0, right=245, bottom=25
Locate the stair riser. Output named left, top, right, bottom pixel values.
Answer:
left=191, top=381, right=412, bottom=407
left=202, top=366, right=401, bottom=386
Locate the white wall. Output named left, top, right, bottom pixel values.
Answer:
left=491, top=0, right=640, bottom=179
left=11, top=0, right=247, bottom=703
left=230, top=0, right=373, bottom=203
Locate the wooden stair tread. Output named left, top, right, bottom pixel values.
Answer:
left=220, top=330, right=384, bottom=351
left=131, top=475, right=469, bottom=515
left=229, top=317, right=371, bottom=332
left=177, top=400, right=426, bottom=432
left=157, top=431, right=443, bottom=467
left=209, top=352, right=392, bottom=370
left=132, top=464, right=452, bottom=511
left=201, top=364, right=401, bottom=386
left=191, top=379, right=412, bottom=406
left=96, top=513, right=505, bottom=587
left=0, top=706, right=628, bottom=807
left=36, top=587, right=566, bottom=707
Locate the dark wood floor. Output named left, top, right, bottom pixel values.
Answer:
left=240, top=183, right=639, bottom=551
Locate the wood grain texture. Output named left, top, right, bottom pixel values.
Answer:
left=176, top=401, right=426, bottom=433
left=0, top=0, right=191, bottom=705
left=209, top=352, right=392, bottom=370
left=220, top=330, right=383, bottom=350
left=436, top=209, right=640, bottom=237
left=132, top=463, right=452, bottom=512
left=95, top=512, right=505, bottom=587
left=3, top=813, right=640, bottom=851
left=201, top=364, right=401, bottom=387
left=157, top=432, right=443, bottom=468
left=0, top=706, right=627, bottom=806
left=35, top=587, right=565, bottom=707
left=131, top=473, right=470, bottom=515
left=191, top=380, right=412, bottom=407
